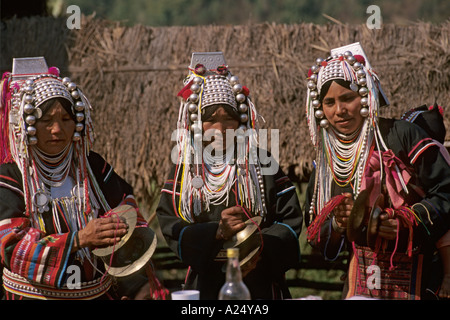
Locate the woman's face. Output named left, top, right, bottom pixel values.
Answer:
left=202, top=105, right=240, bottom=152
left=35, top=100, right=75, bottom=154
left=322, top=81, right=365, bottom=135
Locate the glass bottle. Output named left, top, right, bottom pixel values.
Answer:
left=218, top=248, right=251, bottom=300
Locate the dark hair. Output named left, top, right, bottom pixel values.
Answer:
left=319, top=79, right=354, bottom=102
left=201, top=104, right=240, bottom=122
left=39, top=97, right=75, bottom=121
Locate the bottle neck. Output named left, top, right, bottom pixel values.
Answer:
left=226, top=256, right=243, bottom=282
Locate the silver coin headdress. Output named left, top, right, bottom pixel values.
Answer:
left=306, top=42, right=389, bottom=147
left=173, top=52, right=266, bottom=222
left=0, top=57, right=98, bottom=227
left=0, top=57, right=94, bottom=165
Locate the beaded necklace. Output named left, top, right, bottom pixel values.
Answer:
left=31, top=143, right=73, bottom=188
left=202, top=149, right=236, bottom=210
left=309, top=119, right=374, bottom=222
left=322, top=120, right=370, bottom=188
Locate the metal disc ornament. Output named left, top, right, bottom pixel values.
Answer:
left=32, top=189, right=50, bottom=213
left=192, top=175, right=204, bottom=189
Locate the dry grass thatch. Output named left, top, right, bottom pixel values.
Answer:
left=1, top=16, right=449, bottom=212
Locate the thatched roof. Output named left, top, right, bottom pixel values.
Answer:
left=1, top=16, right=449, bottom=211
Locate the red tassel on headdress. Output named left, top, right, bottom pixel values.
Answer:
left=0, top=72, right=13, bottom=165
left=354, top=55, right=365, bottom=65
left=48, top=67, right=60, bottom=76
left=242, top=86, right=250, bottom=96
left=177, top=80, right=193, bottom=101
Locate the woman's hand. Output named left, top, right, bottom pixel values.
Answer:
left=216, top=206, right=246, bottom=240
left=378, top=213, right=399, bottom=240
left=73, top=215, right=128, bottom=252
left=333, top=193, right=353, bottom=230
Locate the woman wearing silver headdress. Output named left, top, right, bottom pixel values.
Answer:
left=156, top=52, right=302, bottom=299
left=0, top=57, right=165, bottom=300
left=304, top=43, right=450, bottom=300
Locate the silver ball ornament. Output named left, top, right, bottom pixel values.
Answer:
left=26, top=126, right=37, bottom=136
left=190, top=113, right=198, bottom=122
left=230, top=76, right=239, bottom=85
left=25, top=79, right=34, bottom=86
left=189, top=93, right=199, bottom=103
left=312, top=99, right=321, bottom=108
left=361, top=97, right=369, bottom=106
left=233, top=84, right=243, bottom=93
left=24, top=86, right=34, bottom=94
left=356, top=69, right=366, bottom=78
left=314, top=109, right=324, bottom=119
left=311, top=65, right=319, bottom=74
left=346, top=55, right=356, bottom=65
left=62, top=77, right=71, bottom=85
left=309, top=91, right=318, bottom=100
left=319, top=119, right=329, bottom=128
left=307, top=81, right=317, bottom=90
left=353, top=62, right=362, bottom=71
left=73, top=132, right=81, bottom=142
left=238, top=104, right=248, bottom=113
left=240, top=113, right=248, bottom=123
left=67, top=82, right=77, bottom=91
left=360, top=107, right=369, bottom=117
left=25, top=115, right=36, bottom=125
left=190, top=83, right=201, bottom=93
left=236, top=93, right=246, bottom=103
left=357, top=77, right=367, bottom=86
left=71, top=90, right=80, bottom=99
left=316, top=58, right=324, bottom=66
left=28, top=136, right=38, bottom=145
left=75, top=101, right=85, bottom=111
left=344, top=51, right=353, bottom=58
left=75, top=123, right=84, bottom=132
left=24, top=103, right=35, bottom=114
left=358, top=87, right=368, bottom=96
left=75, top=112, right=85, bottom=122
left=24, top=94, right=34, bottom=104
left=188, top=103, right=198, bottom=113
left=193, top=77, right=203, bottom=85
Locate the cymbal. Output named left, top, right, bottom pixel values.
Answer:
left=239, top=246, right=261, bottom=268
left=92, top=204, right=138, bottom=257
left=105, top=227, right=158, bottom=277
left=347, top=189, right=368, bottom=243
left=367, top=194, right=384, bottom=248
left=223, top=216, right=263, bottom=249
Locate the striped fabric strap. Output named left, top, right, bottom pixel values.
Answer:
left=2, top=268, right=112, bottom=300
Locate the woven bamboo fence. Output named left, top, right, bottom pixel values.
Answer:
left=1, top=16, right=449, bottom=215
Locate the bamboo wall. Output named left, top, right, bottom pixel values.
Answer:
left=2, top=16, right=449, bottom=213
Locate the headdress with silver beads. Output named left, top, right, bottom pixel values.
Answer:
left=173, top=52, right=266, bottom=223
left=1, top=57, right=93, bottom=162
left=305, top=43, right=399, bottom=227
left=0, top=57, right=109, bottom=247
left=306, top=42, right=388, bottom=147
